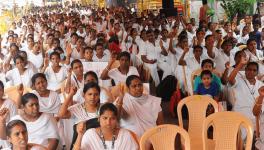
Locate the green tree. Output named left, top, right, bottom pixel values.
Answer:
left=220, top=0, right=255, bottom=21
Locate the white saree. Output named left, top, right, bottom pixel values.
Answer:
left=120, top=93, right=162, bottom=137
left=31, top=90, right=61, bottom=115
left=81, top=128, right=138, bottom=150
left=68, top=102, right=98, bottom=124
left=10, top=113, right=59, bottom=148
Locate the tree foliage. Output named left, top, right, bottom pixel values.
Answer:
left=220, top=0, right=255, bottom=21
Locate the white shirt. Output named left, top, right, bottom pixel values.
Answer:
left=232, top=77, right=264, bottom=124
left=244, top=49, right=264, bottom=75
left=108, top=67, right=139, bottom=85
left=174, top=47, right=186, bottom=64
left=93, top=54, right=110, bottom=62
left=73, top=86, right=110, bottom=104
left=81, top=128, right=138, bottom=150
left=187, top=31, right=195, bottom=47
left=141, top=41, right=161, bottom=61
left=201, top=46, right=218, bottom=60
left=237, top=34, right=249, bottom=45
left=137, top=38, right=147, bottom=56
left=32, top=90, right=61, bottom=115
left=10, top=113, right=59, bottom=148
left=184, top=55, right=203, bottom=74
left=27, top=51, right=43, bottom=70
left=71, top=47, right=81, bottom=60
left=70, top=74, right=84, bottom=89
left=44, top=66, right=68, bottom=91
left=214, top=49, right=230, bottom=74
left=6, top=68, right=35, bottom=87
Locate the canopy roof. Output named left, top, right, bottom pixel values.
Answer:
left=1, top=0, right=44, bottom=8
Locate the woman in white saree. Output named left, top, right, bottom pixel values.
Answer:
left=117, top=75, right=164, bottom=137
left=30, top=73, right=61, bottom=115
left=7, top=93, right=59, bottom=149
left=73, top=103, right=138, bottom=150
left=58, top=82, right=101, bottom=149
left=253, top=86, right=264, bottom=149
left=1, top=120, right=47, bottom=150
left=43, top=51, right=67, bottom=93
left=5, top=55, right=35, bottom=88
left=30, top=73, right=66, bottom=148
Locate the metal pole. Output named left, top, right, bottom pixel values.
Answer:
left=13, top=0, right=18, bottom=18
left=141, top=0, right=143, bottom=12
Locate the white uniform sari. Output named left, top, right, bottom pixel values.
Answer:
left=10, top=113, right=59, bottom=148
left=120, top=93, right=162, bottom=137
left=44, top=65, right=67, bottom=91
left=81, top=128, right=138, bottom=150
left=5, top=67, right=35, bottom=87
left=31, top=90, right=61, bottom=115
left=68, top=102, right=99, bottom=124
left=0, top=99, right=17, bottom=149
left=108, top=66, right=139, bottom=85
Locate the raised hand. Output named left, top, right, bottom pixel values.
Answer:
left=66, top=43, right=72, bottom=57
left=183, top=45, right=189, bottom=53
left=0, top=108, right=9, bottom=123
left=108, top=53, right=116, bottom=66
left=152, top=59, right=157, bottom=64
left=76, top=122, right=86, bottom=135
left=225, top=61, right=230, bottom=69
left=239, top=56, right=248, bottom=66
left=67, top=68, right=72, bottom=77
left=159, top=40, right=163, bottom=47
left=116, top=91, right=124, bottom=107
left=69, top=86, right=77, bottom=96
left=44, top=53, right=49, bottom=67
left=258, top=86, right=264, bottom=97
left=17, top=84, right=24, bottom=96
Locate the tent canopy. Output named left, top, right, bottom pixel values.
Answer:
left=1, top=0, right=44, bottom=8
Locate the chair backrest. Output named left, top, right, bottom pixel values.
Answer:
left=140, top=124, right=190, bottom=150
left=203, top=111, right=254, bottom=150
left=191, top=69, right=202, bottom=89
left=177, top=95, right=218, bottom=148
